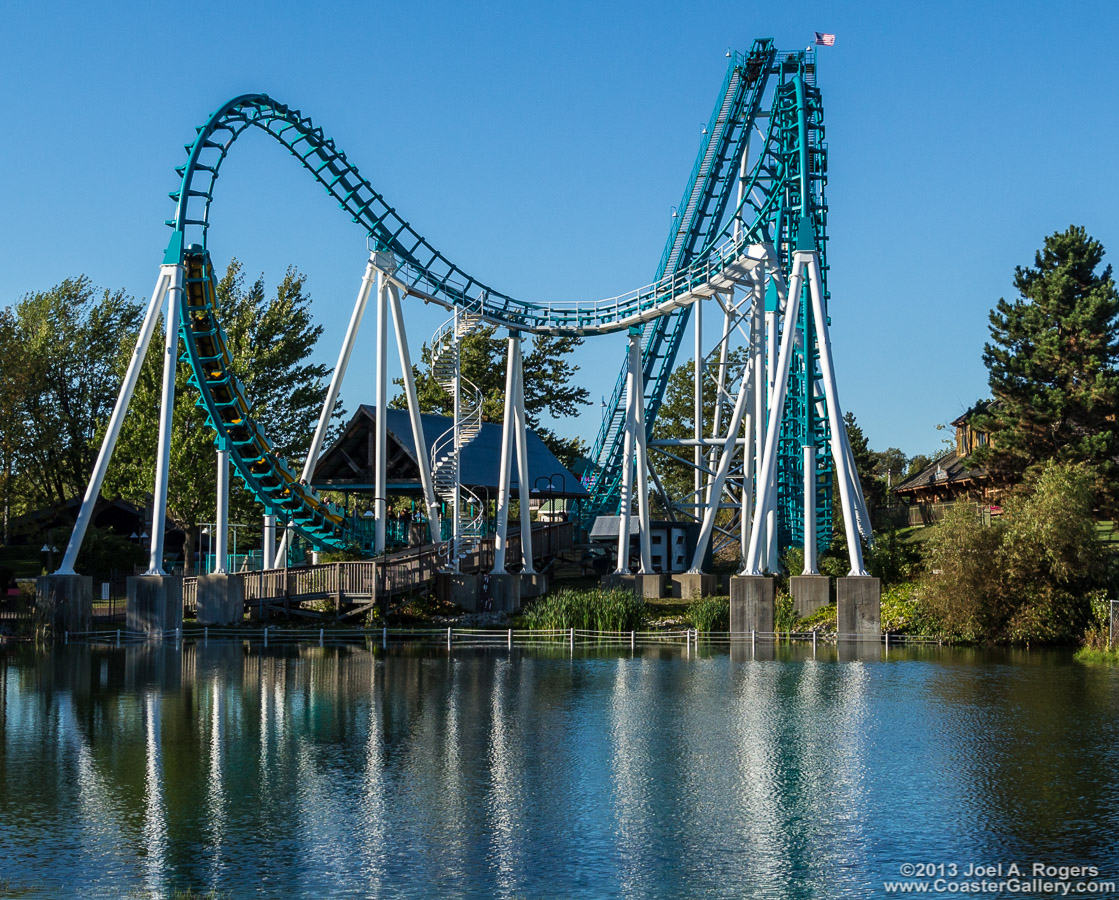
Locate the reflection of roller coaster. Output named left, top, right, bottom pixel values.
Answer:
left=58, top=38, right=872, bottom=579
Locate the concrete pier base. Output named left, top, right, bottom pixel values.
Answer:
left=519, top=573, right=548, bottom=599
left=436, top=573, right=479, bottom=611
left=790, top=575, right=831, bottom=619
left=127, top=575, right=183, bottom=637
left=837, top=576, right=881, bottom=637
left=672, top=573, right=717, bottom=599
left=484, top=574, right=522, bottom=614
left=602, top=573, right=635, bottom=592
left=36, top=574, right=92, bottom=635
left=196, top=574, right=244, bottom=626
left=730, top=575, right=775, bottom=634
left=635, top=574, right=667, bottom=599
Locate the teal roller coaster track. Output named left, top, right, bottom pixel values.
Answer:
left=160, top=39, right=833, bottom=556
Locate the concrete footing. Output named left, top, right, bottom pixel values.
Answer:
left=196, top=574, right=244, bottom=626
left=730, top=575, right=775, bottom=633
left=127, top=575, right=184, bottom=637
left=634, top=574, right=667, bottom=599
left=484, top=573, right=522, bottom=614
left=602, top=573, right=635, bottom=591
left=837, top=576, right=881, bottom=637
left=519, top=573, right=548, bottom=599
left=790, top=575, right=831, bottom=618
left=672, top=573, right=717, bottom=599
left=36, top=574, right=92, bottom=635
left=436, top=573, right=479, bottom=611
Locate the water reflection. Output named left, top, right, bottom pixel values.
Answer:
left=0, top=643, right=1116, bottom=898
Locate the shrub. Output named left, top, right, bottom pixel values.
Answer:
left=775, top=590, right=797, bottom=631
left=921, top=460, right=1110, bottom=644
left=521, top=587, right=645, bottom=632
left=688, top=595, right=729, bottom=632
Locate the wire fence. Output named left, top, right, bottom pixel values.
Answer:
left=60, top=624, right=947, bottom=651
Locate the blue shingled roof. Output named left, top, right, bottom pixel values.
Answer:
left=314, top=405, right=588, bottom=498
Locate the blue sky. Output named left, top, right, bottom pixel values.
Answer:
left=3, top=0, right=1118, bottom=460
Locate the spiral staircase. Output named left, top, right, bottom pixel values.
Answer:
left=429, top=301, right=487, bottom=568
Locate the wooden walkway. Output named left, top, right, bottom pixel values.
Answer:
left=183, top=522, right=573, bottom=620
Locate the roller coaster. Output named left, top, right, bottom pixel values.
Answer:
left=57, top=38, right=872, bottom=579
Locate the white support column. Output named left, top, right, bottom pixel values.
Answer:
left=373, top=270, right=389, bottom=554
left=630, top=332, right=653, bottom=574
left=147, top=263, right=186, bottom=575
left=57, top=267, right=172, bottom=574
left=615, top=371, right=635, bottom=575
left=300, top=254, right=377, bottom=486
left=689, top=358, right=753, bottom=572
left=262, top=515, right=276, bottom=570
left=837, top=419, right=874, bottom=541
left=215, top=447, right=229, bottom=574
left=693, top=299, right=703, bottom=509
left=805, top=254, right=867, bottom=575
left=492, top=333, right=518, bottom=574
left=803, top=445, right=818, bottom=574
left=764, top=284, right=779, bottom=572
left=744, top=256, right=806, bottom=575
left=512, top=340, right=534, bottom=573
left=388, top=284, right=441, bottom=544
left=709, top=301, right=732, bottom=475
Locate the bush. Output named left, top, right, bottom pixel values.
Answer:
left=921, top=461, right=1110, bottom=644
left=866, top=528, right=922, bottom=585
left=775, top=590, right=797, bottom=631
left=521, top=587, right=645, bottom=632
left=688, top=595, right=729, bottom=632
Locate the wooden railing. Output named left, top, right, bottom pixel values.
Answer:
left=184, top=522, right=573, bottom=613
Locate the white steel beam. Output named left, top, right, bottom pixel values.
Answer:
left=803, top=445, right=818, bottom=574
left=374, top=271, right=388, bottom=554
left=512, top=340, right=534, bottom=572
left=743, top=256, right=805, bottom=575
left=630, top=332, right=653, bottom=574
left=215, top=448, right=230, bottom=574
left=57, top=267, right=173, bottom=575
left=388, top=284, right=441, bottom=544
left=492, top=333, right=519, bottom=574
left=147, top=263, right=186, bottom=575
left=805, top=253, right=867, bottom=575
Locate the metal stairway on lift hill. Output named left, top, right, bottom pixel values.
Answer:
left=582, top=39, right=777, bottom=524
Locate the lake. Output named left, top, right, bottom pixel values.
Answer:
left=1, top=639, right=1117, bottom=898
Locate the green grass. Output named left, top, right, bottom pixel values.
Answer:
left=1075, top=647, right=1119, bottom=664
left=688, top=595, right=729, bottom=632
left=0, top=545, right=45, bottom=580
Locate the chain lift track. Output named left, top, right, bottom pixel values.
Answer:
left=143, top=40, right=843, bottom=557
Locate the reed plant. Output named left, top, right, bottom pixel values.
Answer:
left=521, top=587, right=646, bottom=632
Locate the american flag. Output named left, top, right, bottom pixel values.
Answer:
left=814, top=32, right=835, bottom=46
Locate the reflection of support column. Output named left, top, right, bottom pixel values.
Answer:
left=374, top=271, right=389, bottom=554
left=142, top=692, right=167, bottom=891
left=147, top=264, right=185, bottom=575
left=803, top=445, right=818, bottom=574
left=215, top=447, right=229, bottom=574
left=744, top=257, right=805, bottom=574
left=805, top=254, right=867, bottom=575
left=262, top=515, right=276, bottom=570
left=492, top=333, right=518, bottom=574
left=388, top=284, right=441, bottom=544
left=58, top=267, right=174, bottom=574
left=615, top=335, right=637, bottom=575
left=630, top=332, right=652, bottom=574
left=512, top=340, right=534, bottom=572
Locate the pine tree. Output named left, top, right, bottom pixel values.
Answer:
left=971, top=226, right=1119, bottom=506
